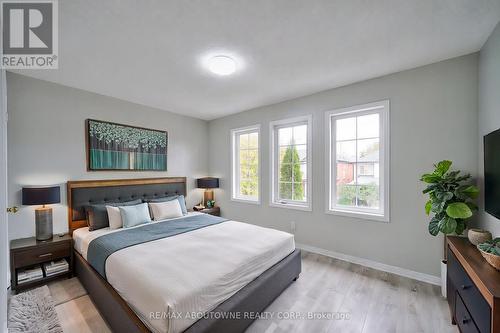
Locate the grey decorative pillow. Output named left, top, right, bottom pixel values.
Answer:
left=85, top=199, right=142, bottom=231
left=145, top=195, right=187, bottom=215
left=145, top=195, right=178, bottom=203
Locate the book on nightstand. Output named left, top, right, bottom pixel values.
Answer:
left=43, top=259, right=69, bottom=277
left=17, top=266, right=44, bottom=284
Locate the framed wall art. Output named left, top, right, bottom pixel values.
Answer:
left=86, top=119, right=168, bottom=171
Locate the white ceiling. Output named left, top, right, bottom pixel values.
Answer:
left=14, top=0, right=500, bottom=120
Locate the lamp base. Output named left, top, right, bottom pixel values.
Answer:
left=35, top=207, right=53, bottom=241
left=203, top=189, right=214, bottom=204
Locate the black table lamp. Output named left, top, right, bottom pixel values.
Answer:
left=196, top=177, right=219, bottom=208
left=22, top=186, right=60, bottom=241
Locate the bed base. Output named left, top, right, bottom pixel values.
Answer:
left=75, top=249, right=301, bottom=333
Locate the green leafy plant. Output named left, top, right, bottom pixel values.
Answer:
left=420, top=160, right=479, bottom=236
left=478, top=238, right=500, bottom=256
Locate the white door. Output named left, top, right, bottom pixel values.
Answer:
left=0, top=69, right=8, bottom=332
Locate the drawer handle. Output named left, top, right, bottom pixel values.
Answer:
left=461, top=284, right=471, bottom=290
left=462, top=317, right=470, bottom=324
left=38, top=253, right=52, bottom=258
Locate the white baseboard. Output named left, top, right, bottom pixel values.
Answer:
left=296, top=243, right=441, bottom=286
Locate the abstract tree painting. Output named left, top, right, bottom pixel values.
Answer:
left=86, top=119, right=168, bottom=171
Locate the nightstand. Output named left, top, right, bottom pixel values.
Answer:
left=10, top=234, right=73, bottom=294
left=193, top=206, right=221, bottom=216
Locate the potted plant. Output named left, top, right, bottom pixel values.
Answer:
left=420, top=160, right=479, bottom=297
left=478, top=238, right=500, bottom=270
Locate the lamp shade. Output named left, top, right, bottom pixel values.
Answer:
left=22, top=186, right=61, bottom=205
left=197, top=177, right=219, bottom=189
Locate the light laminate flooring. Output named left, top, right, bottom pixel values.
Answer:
left=42, top=251, right=457, bottom=333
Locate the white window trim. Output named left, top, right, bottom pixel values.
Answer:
left=270, top=115, right=313, bottom=211
left=230, top=124, right=261, bottom=204
left=325, top=100, right=390, bottom=222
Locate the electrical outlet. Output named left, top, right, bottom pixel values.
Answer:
left=290, top=221, right=296, bottom=233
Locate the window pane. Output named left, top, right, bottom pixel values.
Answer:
left=336, top=184, right=357, bottom=206
left=233, top=128, right=259, bottom=201
left=279, top=163, right=292, bottom=181
left=248, top=163, right=258, bottom=179
left=293, top=182, right=306, bottom=201
left=280, top=146, right=292, bottom=163
left=357, top=163, right=374, bottom=176
left=336, top=162, right=354, bottom=183
left=240, top=162, right=249, bottom=179
left=295, top=144, right=307, bottom=163
left=240, top=161, right=258, bottom=179
left=358, top=184, right=379, bottom=208
left=239, top=133, right=249, bottom=149
left=273, top=119, right=310, bottom=207
left=293, top=125, right=307, bottom=145
left=240, top=180, right=258, bottom=197
left=336, top=140, right=356, bottom=163
left=336, top=117, right=356, bottom=141
left=278, top=127, right=292, bottom=146
left=248, top=132, right=259, bottom=149
left=246, top=148, right=258, bottom=165
left=357, top=114, right=379, bottom=139
left=329, top=106, right=386, bottom=215
left=278, top=182, right=293, bottom=200
left=291, top=162, right=303, bottom=182
left=358, top=138, right=379, bottom=162
left=300, top=163, right=307, bottom=181
left=301, top=181, right=307, bottom=201
left=239, top=149, right=249, bottom=163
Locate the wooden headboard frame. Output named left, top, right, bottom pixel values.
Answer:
left=67, top=177, right=187, bottom=234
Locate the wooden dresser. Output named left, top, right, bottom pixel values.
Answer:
left=447, top=236, right=500, bottom=333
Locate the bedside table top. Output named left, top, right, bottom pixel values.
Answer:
left=11, top=234, right=72, bottom=251
left=192, top=206, right=219, bottom=212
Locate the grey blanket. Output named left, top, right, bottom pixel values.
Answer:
left=87, top=214, right=228, bottom=278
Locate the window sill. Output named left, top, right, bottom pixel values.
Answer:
left=270, top=202, right=312, bottom=212
left=326, top=208, right=389, bottom=222
left=230, top=197, right=261, bottom=205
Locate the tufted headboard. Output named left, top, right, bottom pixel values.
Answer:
left=67, top=177, right=187, bottom=234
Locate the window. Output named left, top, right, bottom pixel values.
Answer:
left=325, top=101, right=389, bottom=221
left=231, top=125, right=260, bottom=203
left=270, top=115, right=312, bottom=210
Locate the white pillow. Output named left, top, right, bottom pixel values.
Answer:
left=148, top=200, right=183, bottom=221
left=106, top=206, right=123, bottom=229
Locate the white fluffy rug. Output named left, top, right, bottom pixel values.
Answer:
left=8, top=286, right=63, bottom=333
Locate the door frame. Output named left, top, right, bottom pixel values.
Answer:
left=0, top=69, right=8, bottom=332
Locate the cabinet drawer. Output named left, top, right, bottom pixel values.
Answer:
left=456, top=293, right=480, bottom=333
left=448, top=249, right=491, bottom=333
left=13, top=242, right=70, bottom=268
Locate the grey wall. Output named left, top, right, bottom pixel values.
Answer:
left=208, top=54, right=479, bottom=277
left=7, top=73, right=209, bottom=240
left=478, top=22, right=500, bottom=236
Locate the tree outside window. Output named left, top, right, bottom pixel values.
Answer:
left=279, top=145, right=304, bottom=201
left=277, top=123, right=307, bottom=202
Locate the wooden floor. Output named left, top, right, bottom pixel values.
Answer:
left=42, top=251, right=457, bottom=333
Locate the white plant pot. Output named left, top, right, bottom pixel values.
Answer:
left=441, top=260, right=447, bottom=298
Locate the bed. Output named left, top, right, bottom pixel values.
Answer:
left=67, top=177, right=301, bottom=333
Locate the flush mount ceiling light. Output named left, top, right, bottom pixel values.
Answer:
left=207, top=55, right=237, bottom=76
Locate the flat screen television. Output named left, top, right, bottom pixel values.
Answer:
left=485, top=128, right=500, bottom=219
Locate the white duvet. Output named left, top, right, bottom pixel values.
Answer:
left=73, top=213, right=295, bottom=333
